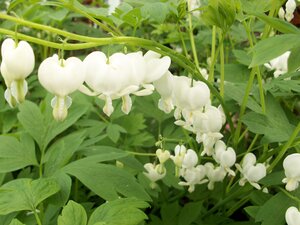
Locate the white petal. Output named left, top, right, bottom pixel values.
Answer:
left=286, top=206, right=300, bottom=225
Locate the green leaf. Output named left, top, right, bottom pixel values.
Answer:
left=250, top=34, right=300, bottom=67
left=241, top=93, right=295, bottom=142
left=17, top=101, right=44, bottom=150
left=63, top=159, right=150, bottom=201
left=58, top=200, right=87, bottom=225
left=47, top=172, right=72, bottom=207
left=106, top=124, right=126, bottom=143
left=178, top=202, right=203, bottom=225
left=225, top=83, right=262, bottom=113
left=0, top=134, right=38, bottom=173
left=115, top=113, right=146, bottom=134
left=264, top=72, right=300, bottom=96
left=255, top=192, right=295, bottom=225
left=18, top=101, right=87, bottom=151
left=141, top=3, right=168, bottom=23
left=288, top=47, right=300, bottom=72
left=44, top=131, right=86, bottom=176
left=88, top=198, right=148, bottom=225
left=240, top=0, right=272, bottom=13
left=252, top=12, right=300, bottom=34
left=8, top=219, right=24, bottom=225
left=0, top=178, right=60, bottom=215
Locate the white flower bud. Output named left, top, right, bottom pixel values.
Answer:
left=205, top=162, right=226, bottom=190
left=156, top=149, right=170, bottom=164
left=182, top=149, right=198, bottom=169
left=236, top=153, right=266, bottom=190
left=143, top=163, right=166, bottom=188
left=283, top=153, right=300, bottom=191
left=179, top=165, right=207, bottom=192
left=286, top=206, right=300, bottom=225
left=170, top=145, right=187, bottom=167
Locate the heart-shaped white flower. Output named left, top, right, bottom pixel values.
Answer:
left=38, top=54, right=85, bottom=121
left=1, top=38, right=34, bottom=106
left=282, top=153, right=300, bottom=191
left=286, top=206, right=300, bottom=225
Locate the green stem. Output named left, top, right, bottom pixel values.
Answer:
left=279, top=187, right=300, bottom=204
left=126, top=151, right=156, bottom=156
left=219, top=31, right=225, bottom=97
left=268, top=122, right=300, bottom=172
left=209, top=26, right=217, bottom=82
left=255, top=67, right=266, bottom=113
left=33, top=209, right=43, bottom=225
left=233, top=68, right=256, bottom=147
left=187, top=1, right=199, bottom=69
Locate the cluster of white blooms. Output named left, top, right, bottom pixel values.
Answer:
left=264, top=51, right=290, bottom=78
left=83, top=50, right=170, bottom=117
left=286, top=206, right=300, bottom=225
left=154, top=73, right=226, bottom=156
left=282, top=153, right=300, bottom=191
left=0, top=38, right=171, bottom=121
left=235, top=153, right=267, bottom=190
left=0, top=38, right=34, bottom=107
left=145, top=142, right=236, bottom=192
left=279, top=0, right=296, bottom=22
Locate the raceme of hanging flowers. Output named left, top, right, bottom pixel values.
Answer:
left=1, top=38, right=299, bottom=198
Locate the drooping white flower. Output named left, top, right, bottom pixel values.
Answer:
left=143, top=163, right=166, bottom=188
left=282, top=153, right=300, bottom=191
left=235, top=153, right=267, bottom=190
left=83, top=50, right=170, bottom=116
left=153, top=71, right=174, bottom=113
left=279, top=0, right=296, bottom=22
left=264, top=51, right=290, bottom=78
left=182, top=149, right=198, bottom=169
left=193, top=105, right=224, bottom=156
left=213, top=140, right=236, bottom=176
left=205, top=162, right=226, bottom=190
left=170, top=145, right=187, bottom=167
left=156, top=149, right=170, bottom=164
left=38, top=54, right=85, bottom=121
left=179, top=165, right=207, bottom=192
left=83, top=51, right=137, bottom=116
left=286, top=206, right=300, bottom=225
left=0, top=38, right=34, bottom=106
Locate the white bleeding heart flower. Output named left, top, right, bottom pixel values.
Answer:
left=235, top=153, right=267, bottom=190
left=153, top=71, right=174, bottom=113
left=264, top=51, right=290, bottom=78
left=143, top=163, right=166, bottom=189
left=282, top=153, right=300, bottom=191
left=286, top=206, right=300, bottom=225
left=179, top=165, right=207, bottom=192
left=170, top=145, right=187, bottom=168
left=214, top=140, right=236, bottom=176
left=0, top=38, right=34, bottom=106
left=38, top=54, right=85, bottom=121
left=156, top=149, right=170, bottom=164
left=83, top=51, right=134, bottom=116
left=182, top=149, right=198, bottom=169
left=143, top=50, right=171, bottom=84
left=205, top=162, right=226, bottom=190
left=279, top=0, right=296, bottom=22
